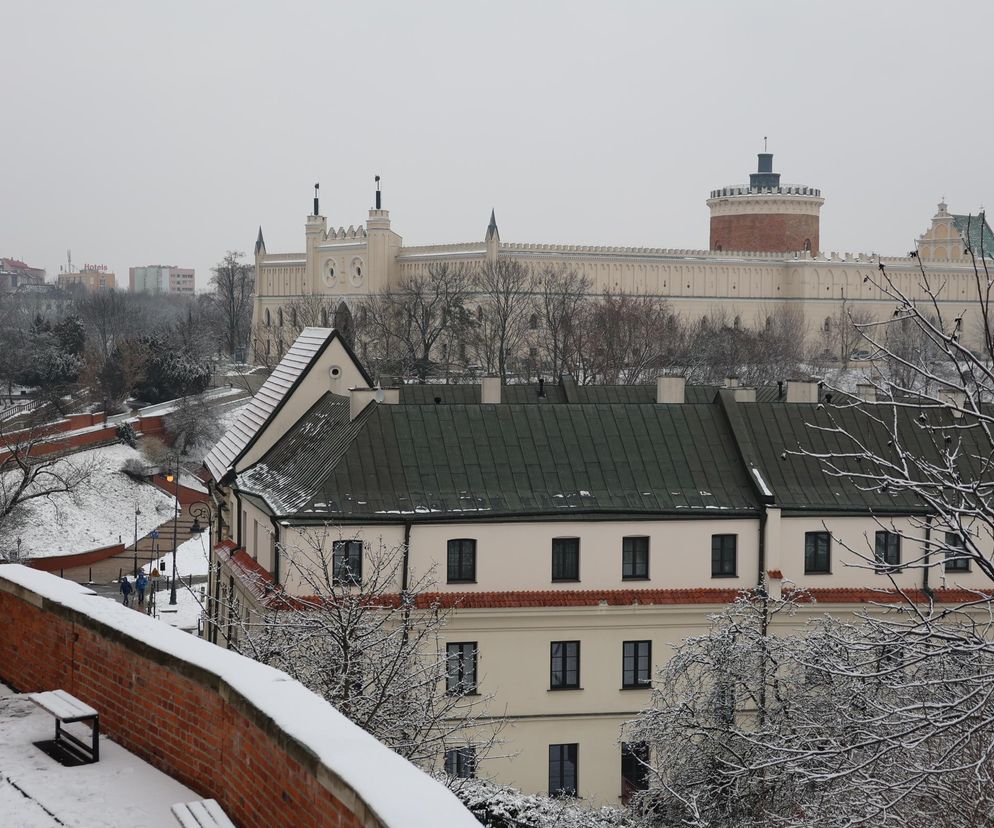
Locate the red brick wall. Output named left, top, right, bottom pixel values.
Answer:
left=0, top=581, right=378, bottom=828
left=710, top=212, right=819, bottom=254
left=27, top=543, right=125, bottom=572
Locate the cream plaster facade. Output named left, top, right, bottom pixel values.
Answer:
left=213, top=326, right=994, bottom=806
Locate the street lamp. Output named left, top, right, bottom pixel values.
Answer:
left=165, top=465, right=180, bottom=606
left=132, top=504, right=141, bottom=576
left=188, top=497, right=228, bottom=645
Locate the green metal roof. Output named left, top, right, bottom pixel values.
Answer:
left=952, top=213, right=994, bottom=259
left=238, top=397, right=761, bottom=520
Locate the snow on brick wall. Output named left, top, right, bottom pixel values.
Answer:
left=0, top=565, right=476, bottom=828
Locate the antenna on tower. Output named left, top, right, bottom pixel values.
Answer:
left=313, top=183, right=320, bottom=216
left=375, top=175, right=381, bottom=210
left=764, top=136, right=768, bottom=152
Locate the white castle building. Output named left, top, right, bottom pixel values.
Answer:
left=250, top=155, right=993, bottom=364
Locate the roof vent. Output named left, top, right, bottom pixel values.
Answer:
left=724, top=376, right=739, bottom=388
left=656, top=375, right=685, bottom=404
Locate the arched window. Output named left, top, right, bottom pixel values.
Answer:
left=823, top=316, right=832, bottom=332
left=277, top=308, right=284, bottom=327
left=264, top=308, right=271, bottom=327
left=733, top=315, right=741, bottom=330
left=765, top=316, right=773, bottom=331
left=803, top=238, right=812, bottom=252
left=715, top=243, right=723, bottom=252
left=290, top=308, right=298, bottom=328
left=529, top=313, right=539, bottom=330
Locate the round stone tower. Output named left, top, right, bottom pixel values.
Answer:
left=707, top=152, right=823, bottom=254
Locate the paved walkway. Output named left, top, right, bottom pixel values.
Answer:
left=57, top=499, right=207, bottom=585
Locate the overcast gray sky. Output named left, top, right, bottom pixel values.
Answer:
left=3, top=1, right=993, bottom=290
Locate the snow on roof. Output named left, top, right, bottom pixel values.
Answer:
left=0, top=565, right=476, bottom=828
left=204, top=328, right=335, bottom=482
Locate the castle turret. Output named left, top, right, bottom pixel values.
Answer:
left=485, top=209, right=500, bottom=261
left=707, top=151, right=823, bottom=254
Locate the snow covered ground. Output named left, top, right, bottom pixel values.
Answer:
left=153, top=583, right=206, bottom=633
left=141, top=531, right=210, bottom=578
left=10, top=444, right=175, bottom=558
left=0, top=692, right=200, bottom=827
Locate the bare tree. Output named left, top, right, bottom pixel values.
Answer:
left=227, top=530, right=501, bottom=772
left=533, top=265, right=591, bottom=380
left=469, top=259, right=532, bottom=383
left=210, top=252, right=255, bottom=361
left=627, top=589, right=994, bottom=828
left=359, top=263, right=475, bottom=383
left=0, top=412, right=95, bottom=559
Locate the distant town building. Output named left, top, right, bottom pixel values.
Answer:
left=129, top=265, right=195, bottom=294
left=0, top=257, right=45, bottom=291
left=57, top=265, right=117, bottom=291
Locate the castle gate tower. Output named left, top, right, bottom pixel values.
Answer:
left=707, top=152, right=823, bottom=253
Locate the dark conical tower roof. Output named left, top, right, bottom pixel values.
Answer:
left=255, top=226, right=266, bottom=256
left=486, top=209, right=499, bottom=241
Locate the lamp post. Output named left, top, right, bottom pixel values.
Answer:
left=188, top=497, right=228, bottom=644
left=132, top=504, right=141, bottom=576
left=165, top=463, right=180, bottom=606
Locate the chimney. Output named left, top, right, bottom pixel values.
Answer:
left=538, top=377, right=546, bottom=398
left=481, top=376, right=501, bottom=404
left=777, top=380, right=784, bottom=400
left=733, top=387, right=757, bottom=402
left=724, top=376, right=740, bottom=388
left=786, top=379, right=819, bottom=403
left=656, top=375, right=686, bottom=404
left=941, top=388, right=967, bottom=418
left=855, top=383, right=877, bottom=403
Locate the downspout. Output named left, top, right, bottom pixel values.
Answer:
left=401, top=521, right=413, bottom=647
left=402, top=520, right=412, bottom=592
left=922, top=514, right=933, bottom=599
left=234, top=491, right=244, bottom=548
left=758, top=508, right=768, bottom=593
left=268, top=515, right=282, bottom=587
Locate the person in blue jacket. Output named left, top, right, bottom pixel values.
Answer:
left=135, top=571, right=148, bottom=606
left=120, top=576, right=133, bottom=607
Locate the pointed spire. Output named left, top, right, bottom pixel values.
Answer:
left=486, top=208, right=499, bottom=242
left=255, top=226, right=266, bottom=256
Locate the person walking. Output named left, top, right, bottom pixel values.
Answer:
left=120, top=576, right=133, bottom=607
left=135, top=571, right=148, bottom=606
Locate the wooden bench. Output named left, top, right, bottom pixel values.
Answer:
left=28, top=689, right=100, bottom=764
left=171, top=799, right=236, bottom=828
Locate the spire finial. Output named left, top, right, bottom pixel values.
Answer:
left=313, top=182, right=320, bottom=216
left=374, top=175, right=381, bottom=210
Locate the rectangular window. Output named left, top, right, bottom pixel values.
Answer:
left=874, top=531, right=901, bottom=571
left=446, top=642, right=477, bottom=694
left=621, top=742, right=650, bottom=804
left=945, top=532, right=970, bottom=572
left=548, top=743, right=578, bottom=797
left=711, top=534, right=737, bottom=577
left=622, top=536, right=649, bottom=579
left=332, top=540, right=363, bottom=585
left=444, top=747, right=476, bottom=779
left=552, top=538, right=580, bottom=581
left=622, top=640, right=652, bottom=688
left=550, top=641, right=580, bottom=689
left=804, top=531, right=831, bottom=574
left=447, top=539, right=477, bottom=583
